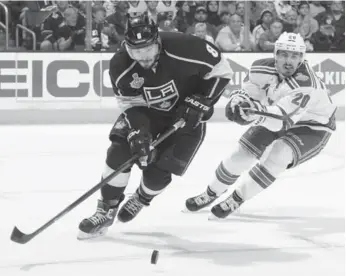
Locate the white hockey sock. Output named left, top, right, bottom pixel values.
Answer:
left=209, top=145, right=256, bottom=196
left=236, top=163, right=276, bottom=200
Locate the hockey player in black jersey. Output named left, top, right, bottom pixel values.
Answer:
left=78, top=14, right=233, bottom=239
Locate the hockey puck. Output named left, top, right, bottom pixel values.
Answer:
left=151, top=250, right=159, bottom=264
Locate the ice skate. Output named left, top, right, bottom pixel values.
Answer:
left=184, top=187, right=218, bottom=212
left=78, top=195, right=124, bottom=240
left=117, top=190, right=150, bottom=223
left=209, top=192, right=243, bottom=220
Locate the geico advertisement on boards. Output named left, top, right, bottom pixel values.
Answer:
left=0, top=53, right=344, bottom=104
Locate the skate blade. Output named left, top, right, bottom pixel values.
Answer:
left=77, top=228, right=108, bottom=240
left=208, top=213, right=226, bottom=221
left=181, top=207, right=208, bottom=213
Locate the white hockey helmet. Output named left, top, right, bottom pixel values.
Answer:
left=275, top=32, right=306, bottom=58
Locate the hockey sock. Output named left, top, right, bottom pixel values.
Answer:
left=100, top=164, right=130, bottom=205
left=208, top=145, right=257, bottom=195
left=208, top=162, right=240, bottom=195
left=137, top=176, right=169, bottom=203
left=236, top=163, right=276, bottom=201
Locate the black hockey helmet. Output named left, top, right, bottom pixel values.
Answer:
left=124, top=14, right=159, bottom=49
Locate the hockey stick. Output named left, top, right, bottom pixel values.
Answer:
left=243, top=109, right=287, bottom=121
left=10, top=119, right=186, bottom=244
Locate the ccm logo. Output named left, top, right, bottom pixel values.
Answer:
left=185, top=97, right=210, bottom=111
left=127, top=130, right=140, bottom=141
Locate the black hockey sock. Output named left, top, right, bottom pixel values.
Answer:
left=101, top=184, right=125, bottom=206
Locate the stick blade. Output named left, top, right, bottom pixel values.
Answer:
left=10, top=226, right=32, bottom=244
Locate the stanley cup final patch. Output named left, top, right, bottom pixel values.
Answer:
left=143, top=80, right=180, bottom=111
left=130, top=73, right=145, bottom=89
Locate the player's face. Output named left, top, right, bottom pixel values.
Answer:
left=126, top=43, right=160, bottom=69
left=276, top=50, right=303, bottom=77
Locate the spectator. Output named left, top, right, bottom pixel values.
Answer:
left=173, top=1, right=193, bottom=33
left=296, top=1, right=319, bottom=35
left=53, top=7, right=84, bottom=51
left=309, top=1, right=326, bottom=18
left=215, top=11, right=231, bottom=34
left=218, top=1, right=237, bottom=15
left=251, top=1, right=278, bottom=25
left=40, top=1, right=85, bottom=51
left=235, top=2, right=245, bottom=20
left=91, top=4, right=111, bottom=51
left=215, top=14, right=255, bottom=52
left=106, top=1, right=129, bottom=46
left=103, top=0, right=119, bottom=16
left=257, top=19, right=284, bottom=51
left=185, top=5, right=217, bottom=39
left=252, top=9, right=273, bottom=46
left=310, top=12, right=344, bottom=52
left=193, top=22, right=214, bottom=44
left=144, top=1, right=159, bottom=23
left=157, top=12, right=177, bottom=32
left=206, top=1, right=221, bottom=27
left=289, top=0, right=301, bottom=11
left=295, top=20, right=315, bottom=40
left=316, top=1, right=345, bottom=39
left=274, top=0, right=292, bottom=20
left=282, top=8, right=298, bottom=32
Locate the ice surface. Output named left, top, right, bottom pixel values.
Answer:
left=0, top=123, right=344, bottom=276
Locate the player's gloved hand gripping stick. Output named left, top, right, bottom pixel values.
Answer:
left=10, top=119, right=186, bottom=244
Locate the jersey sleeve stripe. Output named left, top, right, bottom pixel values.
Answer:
left=286, top=77, right=299, bottom=89
left=164, top=49, right=214, bottom=69
left=289, top=76, right=300, bottom=88
left=207, top=78, right=220, bottom=98
left=285, top=78, right=296, bottom=90
left=115, top=61, right=137, bottom=88
left=305, top=62, right=318, bottom=89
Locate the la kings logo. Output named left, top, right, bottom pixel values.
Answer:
left=143, top=80, right=179, bottom=111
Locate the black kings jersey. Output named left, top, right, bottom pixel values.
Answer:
left=109, top=32, right=233, bottom=129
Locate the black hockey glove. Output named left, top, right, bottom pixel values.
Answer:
left=127, top=129, right=155, bottom=169
left=180, top=94, right=213, bottom=129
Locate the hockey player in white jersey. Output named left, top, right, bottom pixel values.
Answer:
left=185, top=32, right=337, bottom=219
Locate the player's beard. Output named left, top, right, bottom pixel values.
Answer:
left=138, top=58, right=157, bottom=69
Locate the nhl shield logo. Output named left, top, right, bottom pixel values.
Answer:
left=130, top=73, right=144, bottom=89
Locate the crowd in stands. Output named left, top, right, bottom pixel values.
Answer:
left=0, top=0, right=344, bottom=52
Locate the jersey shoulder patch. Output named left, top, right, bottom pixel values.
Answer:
left=161, top=32, right=221, bottom=68
left=250, top=58, right=277, bottom=76
left=288, top=61, right=317, bottom=89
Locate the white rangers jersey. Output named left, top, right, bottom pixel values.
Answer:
left=243, top=58, right=337, bottom=132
